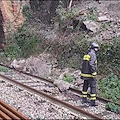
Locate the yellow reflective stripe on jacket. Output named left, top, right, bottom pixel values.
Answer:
left=92, top=72, right=97, bottom=76
left=83, top=55, right=91, bottom=61
left=81, top=73, right=94, bottom=77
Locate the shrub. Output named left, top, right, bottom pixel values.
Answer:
left=5, top=24, right=42, bottom=59
left=87, top=6, right=98, bottom=21
left=98, top=37, right=120, bottom=76
left=98, top=73, right=120, bottom=102
left=50, top=36, right=120, bottom=76
left=63, top=75, right=75, bottom=83
left=56, top=5, right=79, bottom=29
left=5, top=42, right=21, bottom=59
left=56, top=39, right=90, bottom=69
left=22, top=4, right=32, bottom=19
left=106, top=102, right=120, bottom=114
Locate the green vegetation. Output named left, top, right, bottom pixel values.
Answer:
left=55, top=36, right=120, bottom=77
left=49, top=36, right=120, bottom=77
left=3, top=1, right=120, bottom=115
left=98, top=73, right=120, bottom=102
left=5, top=24, right=120, bottom=76
left=5, top=42, right=21, bottom=59
left=106, top=102, right=120, bottom=114
left=5, top=23, right=42, bottom=59
left=0, top=66, right=8, bottom=72
left=56, top=39, right=90, bottom=69
left=63, top=75, right=75, bottom=83
left=98, top=37, right=120, bottom=76
left=22, top=4, right=32, bottom=19
left=98, top=73, right=120, bottom=113
left=100, top=22, right=112, bottom=31
left=4, top=2, right=120, bottom=76
left=87, top=7, right=98, bottom=21
left=56, top=5, right=79, bottom=29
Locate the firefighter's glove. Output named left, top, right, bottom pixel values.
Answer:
left=92, top=72, right=97, bottom=76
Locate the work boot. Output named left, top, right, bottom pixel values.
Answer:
left=82, top=98, right=90, bottom=104
left=90, top=100, right=98, bottom=106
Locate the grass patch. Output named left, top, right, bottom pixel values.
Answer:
left=0, top=66, right=8, bottom=72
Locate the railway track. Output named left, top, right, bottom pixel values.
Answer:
left=0, top=99, right=29, bottom=120
left=1, top=63, right=119, bottom=106
left=0, top=63, right=120, bottom=119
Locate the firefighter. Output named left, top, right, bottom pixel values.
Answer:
left=81, top=42, right=99, bottom=106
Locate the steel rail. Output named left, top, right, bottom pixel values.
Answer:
left=0, top=73, right=102, bottom=119
left=69, top=87, right=120, bottom=106
left=0, top=63, right=119, bottom=106
left=0, top=99, right=29, bottom=120
left=0, top=63, right=54, bottom=83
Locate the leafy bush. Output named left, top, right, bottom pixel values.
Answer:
left=106, top=102, right=120, bottom=114
left=98, top=73, right=120, bottom=102
left=56, top=5, right=79, bottom=29
left=98, top=37, right=120, bottom=76
left=50, top=36, right=120, bottom=76
left=56, top=39, right=90, bottom=69
left=87, top=13, right=97, bottom=21
left=22, top=4, right=32, bottom=19
left=5, top=24, right=42, bottom=59
left=87, top=6, right=98, bottom=21
left=63, top=75, right=75, bottom=83
left=5, top=43, right=21, bottom=59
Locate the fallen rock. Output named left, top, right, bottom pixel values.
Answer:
left=24, top=56, right=52, bottom=78
left=98, top=16, right=110, bottom=22
left=11, top=59, right=26, bottom=71
left=101, top=30, right=115, bottom=40
left=54, top=80, right=71, bottom=92
left=83, top=20, right=99, bottom=33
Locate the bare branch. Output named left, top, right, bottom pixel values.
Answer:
left=68, top=0, right=73, bottom=9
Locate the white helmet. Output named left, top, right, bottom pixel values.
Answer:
left=91, top=42, right=99, bottom=49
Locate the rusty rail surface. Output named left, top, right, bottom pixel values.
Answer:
left=0, top=99, right=29, bottom=120
left=0, top=63, right=119, bottom=107
left=0, top=73, right=102, bottom=119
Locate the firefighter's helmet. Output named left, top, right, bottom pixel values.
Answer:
left=91, top=42, right=99, bottom=49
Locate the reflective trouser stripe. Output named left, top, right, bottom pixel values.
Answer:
left=90, top=94, right=96, bottom=100
left=82, top=95, right=87, bottom=98
left=82, top=91, right=87, bottom=94
left=82, top=91, right=87, bottom=98
left=90, top=97, right=96, bottom=100
left=90, top=94, right=96, bottom=97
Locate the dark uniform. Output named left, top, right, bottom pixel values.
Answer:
left=81, top=42, right=99, bottom=106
